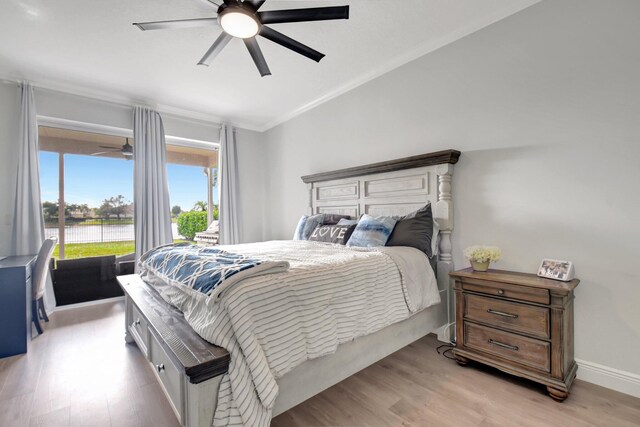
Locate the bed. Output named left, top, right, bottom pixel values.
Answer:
left=118, top=149, right=460, bottom=427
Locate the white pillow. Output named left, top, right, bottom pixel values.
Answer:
left=431, top=219, right=440, bottom=258
left=337, top=218, right=358, bottom=226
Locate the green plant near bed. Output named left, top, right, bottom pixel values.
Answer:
left=177, top=211, right=208, bottom=240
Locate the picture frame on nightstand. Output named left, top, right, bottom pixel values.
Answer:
left=537, top=259, right=575, bottom=281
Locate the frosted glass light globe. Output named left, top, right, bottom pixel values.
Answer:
left=220, top=10, right=259, bottom=39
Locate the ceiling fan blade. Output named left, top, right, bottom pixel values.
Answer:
left=243, top=38, right=271, bottom=77
left=259, top=6, right=349, bottom=25
left=259, top=26, right=324, bottom=62
left=198, top=32, right=233, bottom=66
left=90, top=152, right=111, bottom=156
left=244, top=0, right=266, bottom=10
left=98, top=146, right=121, bottom=150
left=133, top=17, right=219, bottom=31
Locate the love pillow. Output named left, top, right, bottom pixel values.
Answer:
left=308, top=224, right=356, bottom=245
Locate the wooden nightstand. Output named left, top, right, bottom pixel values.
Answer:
left=450, top=268, right=579, bottom=401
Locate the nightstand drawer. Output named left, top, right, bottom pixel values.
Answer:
left=464, top=294, right=550, bottom=339
left=464, top=322, right=550, bottom=373
left=461, top=278, right=549, bottom=304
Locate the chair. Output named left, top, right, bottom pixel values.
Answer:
left=32, top=237, right=57, bottom=335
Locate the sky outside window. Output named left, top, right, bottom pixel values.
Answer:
left=39, top=152, right=218, bottom=212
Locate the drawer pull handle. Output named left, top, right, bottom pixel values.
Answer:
left=488, top=339, right=519, bottom=351
left=497, top=289, right=505, bottom=295
left=134, top=318, right=141, bottom=326
left=156, top=364, right=165, bottom=373
left=487, top=309, right=518, bottom=319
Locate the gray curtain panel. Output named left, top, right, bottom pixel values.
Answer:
left=133, top=106, right=173, bottom=265
left=12, top=82, right=56, bottom=308
left=12, top=82, right=44, bottom=255
left=218, top=124, right=240, bottom=245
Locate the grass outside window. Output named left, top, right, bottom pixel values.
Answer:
left=53, top=240, right=190, bottom=260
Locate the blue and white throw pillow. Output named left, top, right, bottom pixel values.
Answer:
left=293, top=213, right=325, bottom=240
left=346, top=214, right=397, bottom=247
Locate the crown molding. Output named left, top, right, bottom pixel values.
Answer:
left=258, top=0, right=541, bottom=132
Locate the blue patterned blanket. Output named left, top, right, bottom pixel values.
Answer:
left=138, top=243, right=289, bottom=298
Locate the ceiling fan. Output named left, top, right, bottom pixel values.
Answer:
left=133, top=0, right=350, bottom=77
left=90, top=138, right=134, bottom=158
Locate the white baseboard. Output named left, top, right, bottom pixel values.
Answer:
left=435, top=322, right=455, bottom=343
left=576, top=359, right=640, bottom=398
left=51, top=296, right=125, bottom=312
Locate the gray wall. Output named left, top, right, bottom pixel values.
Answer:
left=235, top=128, right=268, bottom=243
left=34, top=88, right=221, bottom=143
left=263, top=0, right=640, bottom=376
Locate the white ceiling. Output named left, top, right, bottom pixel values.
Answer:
left=0, top=0, right=538, bottom=131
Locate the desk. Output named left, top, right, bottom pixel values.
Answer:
left=0, top=255, right=37, bottom=358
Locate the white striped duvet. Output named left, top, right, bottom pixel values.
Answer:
left=141, top=240, right=440, bottom=427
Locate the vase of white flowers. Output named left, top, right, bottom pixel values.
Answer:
left=464, top=245, right=502, bottom=271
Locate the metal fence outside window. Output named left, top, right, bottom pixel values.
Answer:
left=44, top=218, right=135, bottom=244
left=44, top=218, right=182, bottom=244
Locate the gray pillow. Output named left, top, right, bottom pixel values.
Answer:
left=308, top=224, right=356, bottom=245
left=293, top=214, right=325, bottom=240
left=386, top=203, right=435, bottom=257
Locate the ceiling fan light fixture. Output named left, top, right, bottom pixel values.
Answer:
left=219, top=7, right=260, bottom=39
left=133, top=1, right=351, bottom=76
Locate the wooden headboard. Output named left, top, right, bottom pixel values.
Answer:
left=301, top=149, right=460, bottom=338
left=301, top=150, right=459, bottom=266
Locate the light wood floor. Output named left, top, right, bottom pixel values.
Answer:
left=1, top=301, right=638, bottom=427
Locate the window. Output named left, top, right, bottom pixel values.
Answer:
left=39, top=126, right=135, bottom=260
left=166, top=143, right=219, bottom=240
left=39, top=126, right=219, bottom=258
